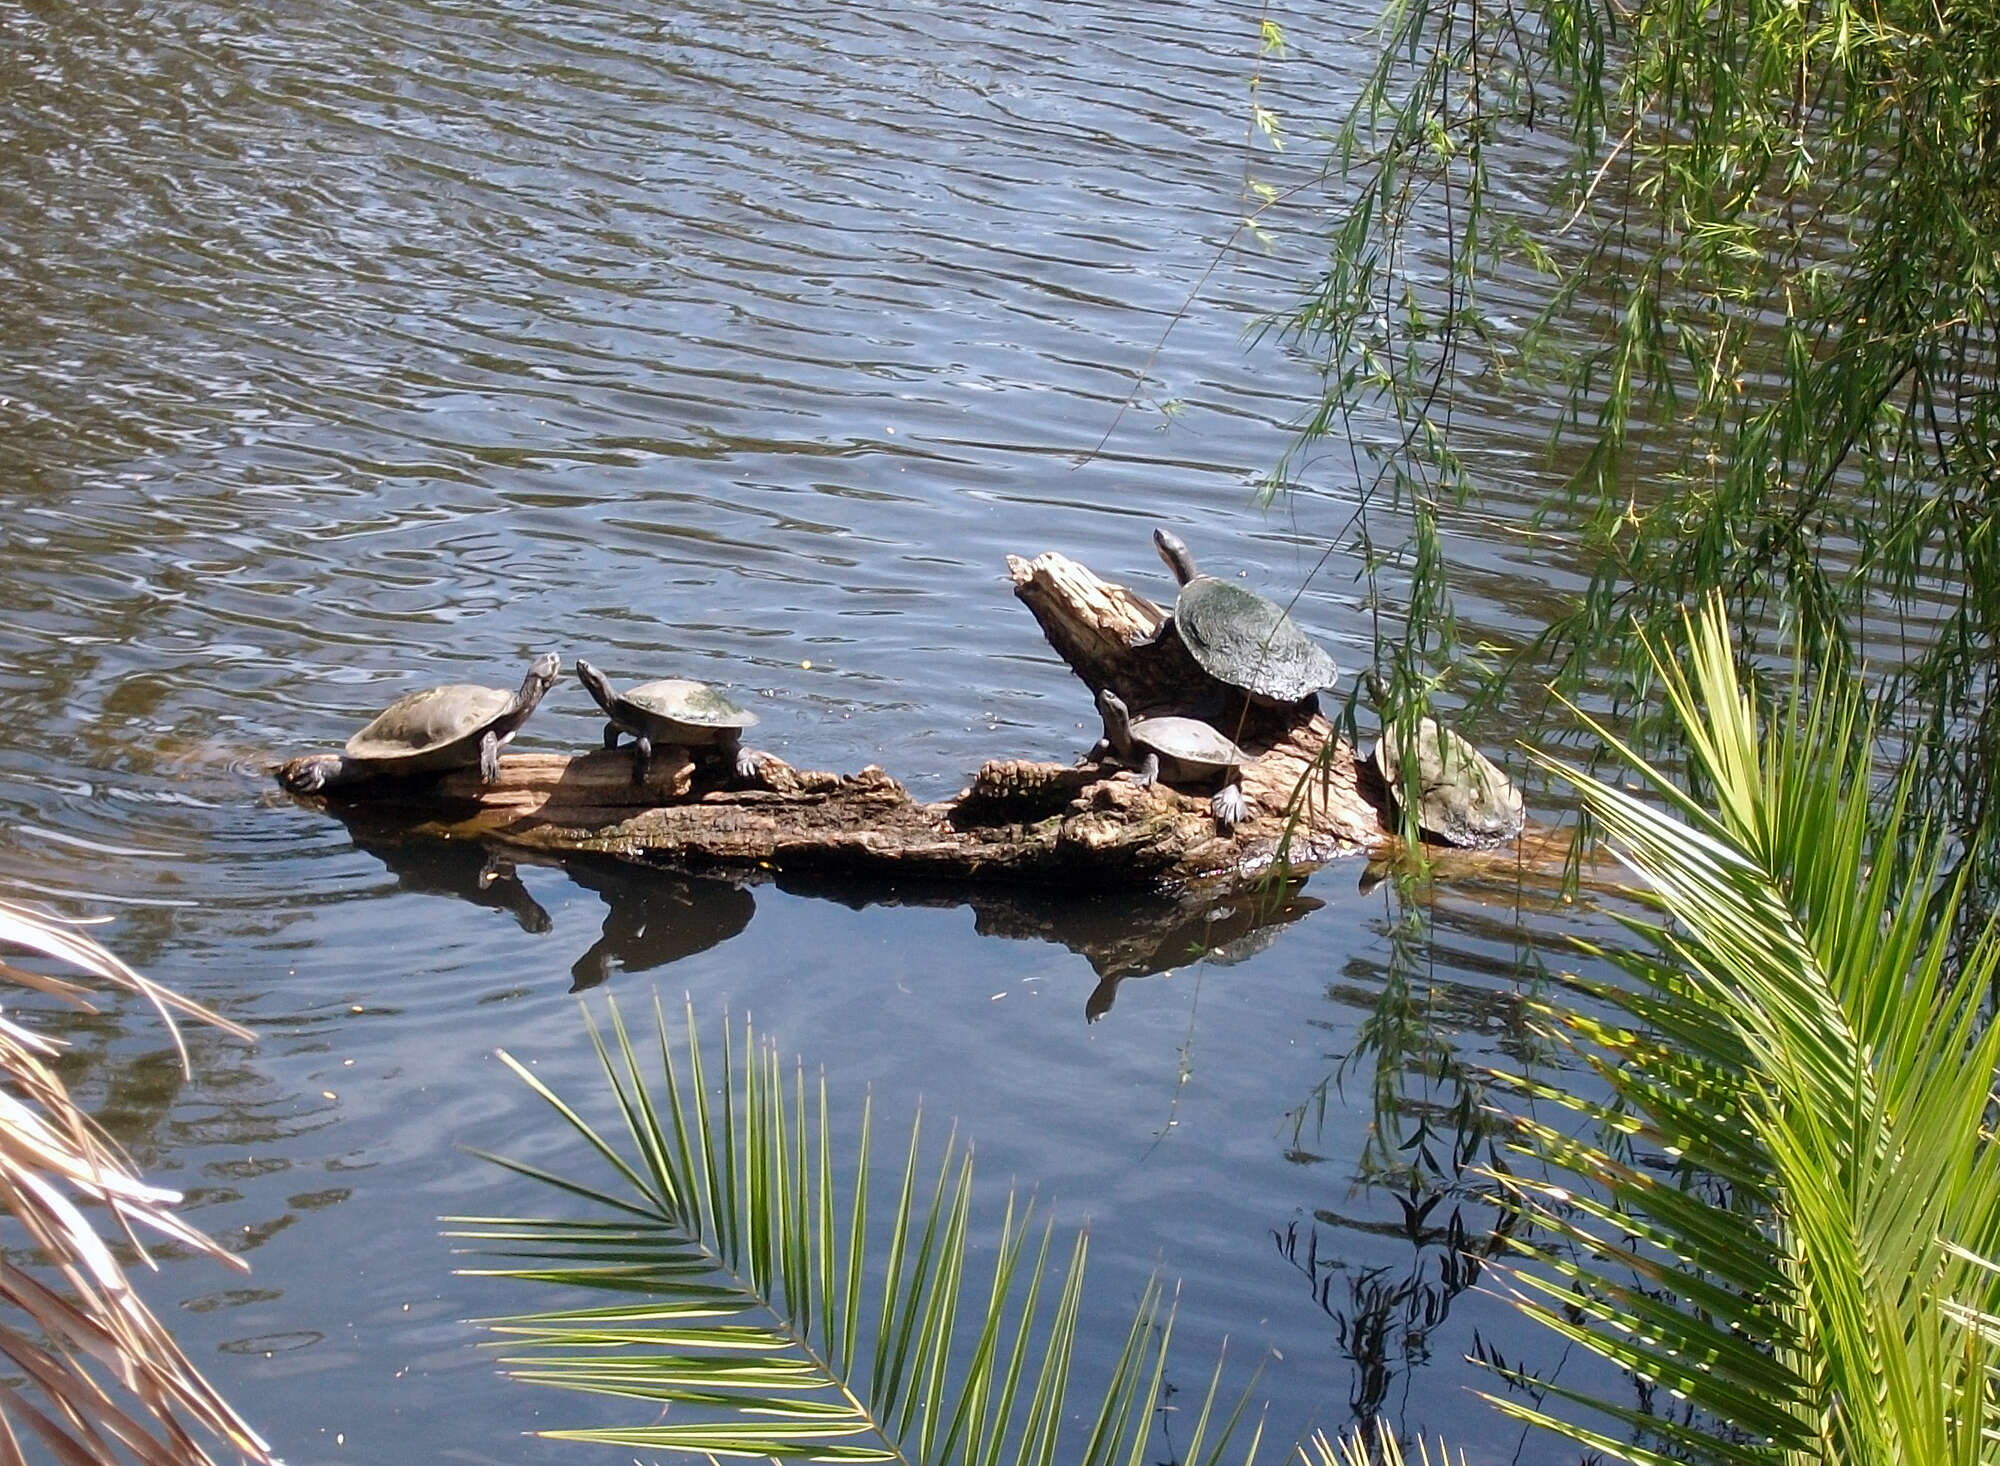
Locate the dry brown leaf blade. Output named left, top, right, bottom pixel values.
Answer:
left=0, top=902, right=271, bottom=1463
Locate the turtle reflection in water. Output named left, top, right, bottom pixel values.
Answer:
left=1088, top=688, right=1252, bottom=835
left=1151, top=528, right=1339, bottom=706
left=282, top=652, right=561, bottom=793
left=574, top=658, right=769, bottom=786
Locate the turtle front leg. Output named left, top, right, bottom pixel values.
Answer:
left=478, top=730, right=501, bottom=784
left=602, top=721, right=623, bottom=751
left=279, top=754, right=345, bottom=794
left=630, top=734, right=654, bottom=784
left=1129, top=751, right=1161, bottom=788
left=731, top=743, right=769, bottom=787
left=1210, top=776, right=1249, bottom=835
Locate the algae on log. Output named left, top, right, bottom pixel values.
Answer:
left=273, top=551, right=1391, bottom=891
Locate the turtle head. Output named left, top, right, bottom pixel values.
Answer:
left=1095, top=687, right=1133, bottom=745
left=506, top=653, right=562, bottom=720
left=1152, top=528, right=1197, bottom=586
left=572, top=657, right=617, bottom=712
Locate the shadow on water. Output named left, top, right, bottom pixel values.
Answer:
left=765, top=870, right=1325, bottom=1024
left=344, top=822, right=558, bottom=936
left=337, top=812, right=757, bottom=986
left=559, top=856, right=757, bottom=992
left=325, top=804, right=1324, bottom=1021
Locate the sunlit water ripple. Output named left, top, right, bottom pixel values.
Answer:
left=0, top=0, right=1633, bottom=1460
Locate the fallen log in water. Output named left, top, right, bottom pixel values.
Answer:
left=275, top=550, right=1401, bottom=892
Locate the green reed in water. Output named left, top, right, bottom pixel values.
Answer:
left=1482, top=597, right=2000, bottom=1464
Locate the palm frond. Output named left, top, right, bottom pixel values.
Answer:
left=0, top=899, right=269, bottom=1466
left=451, top=997, right=1265, bottom=1466
left=1485, top=596, right=2000, bottom=1465
left=1300, top=1422, right=1461, bottom=1466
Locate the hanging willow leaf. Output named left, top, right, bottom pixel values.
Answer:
left=450, top=998, right=1265, bottom=1466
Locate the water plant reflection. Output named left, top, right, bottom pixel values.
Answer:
left=1277, top=874, right=1545, bottom=1424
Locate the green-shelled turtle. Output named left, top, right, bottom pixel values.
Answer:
left=282, top=652, right=561, bottom=793
left=1089, top=687, right=1252, bottom=835
left=1152, top=528, right=1339, bottom=706
left=574, top=658, right=766, bottom=785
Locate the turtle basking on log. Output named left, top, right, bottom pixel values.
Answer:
left=1151, top=528, right=1340, bottom=707
left=279, top=653, right=561, bottom=794
left=573, top=659, right=768, bottom=786
left=1371, top=715, right=1524, bottom=848
left=273, top=549, right=1520, bottom=892
left=1087, top=688, right=1253, bottom=835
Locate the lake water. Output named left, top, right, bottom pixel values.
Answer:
left=0, top=1, right=1629, bottom=1462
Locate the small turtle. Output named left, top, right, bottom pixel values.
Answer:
left=1088, top=688, right=1252, bottom=834
left=283, top=653, right=561, bottom=793
left=574, top=658, right=766, bottom=785
left=1372, top=716, right=1523, bottom=848
left=1152, top=528, right=1339, bottom=706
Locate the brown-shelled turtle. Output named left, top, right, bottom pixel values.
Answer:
left=1151, top=528, right=1340, bottom=706
left=281, top=652, right=561, bottom=793
left=1371, top=715, right=1523, bottom=848
left=574, top=658, right=767, bottom=785
left=1088, top=688, right=1253, bottom=834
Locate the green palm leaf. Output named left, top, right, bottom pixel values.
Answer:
left=1486, top=595, right=2000, bottom=1466
left=447, top=998, right=1263, bottom=1466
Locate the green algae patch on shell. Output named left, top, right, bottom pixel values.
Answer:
left=1371, top=718, right=1523, bottom=848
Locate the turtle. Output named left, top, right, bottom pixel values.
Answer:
left=574, top=658, right=767, bottom=785
left=1371, top=715, right=1523, bottom=848
left=281, top=652, right=561, bottom=793
left=1151, top=528, right=1340, bottom=706
left=1088, top=688, right=1253, bottom=834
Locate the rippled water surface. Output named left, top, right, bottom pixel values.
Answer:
left=1, top=1, right=1618, bottom=1462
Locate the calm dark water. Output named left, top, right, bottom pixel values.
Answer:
left=0, top=1, right=1623, bottom=1462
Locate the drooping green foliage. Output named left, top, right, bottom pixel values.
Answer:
left=448, top=999, right=1265, bottom=1466
left=1290, top=0, right=2000, bottom=893
left=1483, top=598, right=2000, bottom=1465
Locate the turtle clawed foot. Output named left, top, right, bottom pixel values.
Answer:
left=732, top=746, right=769, bottom=786
left=280, top=754, right=341, bottom=795
left=1211, top=784, right=1250, bottom=835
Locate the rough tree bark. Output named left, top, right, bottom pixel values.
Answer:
left=275, top=550, right=1397, bottom=892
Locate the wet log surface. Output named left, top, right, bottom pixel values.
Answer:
left=275, top=550, right=1400, bottom=892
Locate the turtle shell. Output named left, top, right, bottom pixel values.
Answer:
left=345, top=683, right=515, bottom=762
left=1127, top=713, right=1249, bottom=774
left=1173, top=576, right=1339, bottom=704
left=622, top=679, right=758, bottom=731
left=1373, top=718, right=1523, bottom=848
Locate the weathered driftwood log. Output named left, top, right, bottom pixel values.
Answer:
left=275, top=552, right=1393, bottom=891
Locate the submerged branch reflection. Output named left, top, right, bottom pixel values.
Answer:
left=1280, top=869, right=1558, bottom=1427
